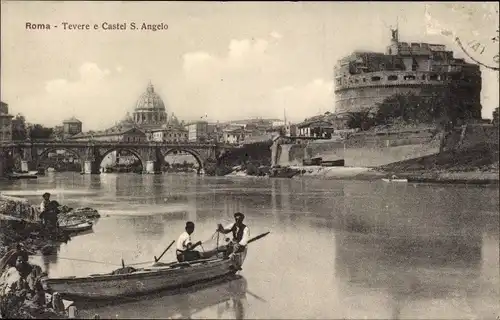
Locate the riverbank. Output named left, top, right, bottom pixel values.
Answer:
left=225, top=165, right=499, bottom=185
left=293, top=166, right=498, bottom=184
left=0, top=196, right=73, bottom=319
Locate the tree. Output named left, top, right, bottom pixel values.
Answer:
left=11, top=114, right=27, bottom=141
left=374, top=87, right=476, bottom=128
left=346, top=110, right=375, bottom=130
left=28, top=124, right=53, bottom=140
left=493, top=107, right=499, bottom=125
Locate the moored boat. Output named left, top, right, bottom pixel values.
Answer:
left=382, top=178, right=408, bottom=183
left=59, top=221, right=93, bottom=233
left=7, top=172, right=38, bottom=180
left=41, top=252, right=246, bottom=300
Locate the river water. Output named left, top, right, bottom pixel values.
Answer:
left=1, top=172, right=499, bottom=319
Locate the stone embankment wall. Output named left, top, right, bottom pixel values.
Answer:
left=276, top=144, right=307, bottom=166
left=276, top=128, right=443, bottom=168
left=0, top=150, right=5, bottom=178
left=450, top=124, right=498, bottom=150
left=343, top=128, right=442, bottom=167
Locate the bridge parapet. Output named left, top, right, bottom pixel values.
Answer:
left=0, top=140, right=238, bottom=174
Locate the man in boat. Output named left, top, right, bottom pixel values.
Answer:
left=176, top=221, right=203, bottom=263
left=217, top=212, right=250, bottom=263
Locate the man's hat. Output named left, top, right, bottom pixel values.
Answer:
left=234, top=212, right=245, bottom=219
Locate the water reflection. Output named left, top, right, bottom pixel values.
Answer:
left=2, top=173, right=498, bottom=319
left=79, top=276, right=248, bottom=319
left=40, top=242, right=62, bottom=275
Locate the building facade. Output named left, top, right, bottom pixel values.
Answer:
left=0, top=101, right=13, bottom=143
left=185, top=121, right=208, bottom=142
left=334, top=29, right=482, bottom=121
left=70, top=126, right=147, bottom=143
left=150, top=124, right=188, bottom=143
left=222, top=127, right=246, bottom=144
left=297, top=120, right=334, bottom=138
left=62, top=117, right=83, bottom=139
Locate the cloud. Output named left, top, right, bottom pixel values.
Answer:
left=273, top=79, right=334, bottom=120
left=19, top=62, right=142, bottom=129
left=270, top=31, right=283, bottom=39
left=44, top=62, right=110, bottom=95
left=177, top=34, right=332, bottom=122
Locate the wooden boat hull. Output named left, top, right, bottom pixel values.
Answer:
left=7, top=173, right=38, bottom=180
left=60, top=222, right=93, bottom=233
left=41, top=253, right=245, bottom=300
left=382, top=178, right=408, bottom=183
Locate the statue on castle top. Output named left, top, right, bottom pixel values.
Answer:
left=391, top=28, right=398, bottom=42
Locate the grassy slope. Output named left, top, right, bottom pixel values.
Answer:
left=379, top=142, right=499, bottom=172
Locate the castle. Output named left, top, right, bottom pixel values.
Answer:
left=333, top=29, right=482, bottom=122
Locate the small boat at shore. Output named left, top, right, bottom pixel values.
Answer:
left=382, top=178, right=408, bottom=183
left=7, top=172, right=38, bottom=180
left=59, top=221, right=93, bottom=233
left=41, top=251, right=246, bottom=300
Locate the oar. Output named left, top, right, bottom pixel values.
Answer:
left=154, top=240, right=175, bottom=263
left=246, top=290, right=267, bottom=303
left=216, top=231, right=270, bottom=250
left=247, top=231, right=270, bottom=244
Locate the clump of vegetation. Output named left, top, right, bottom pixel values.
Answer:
left=346, top=88, right=480, bottom=131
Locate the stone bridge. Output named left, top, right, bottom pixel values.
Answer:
left=0, top=140, right=236, bottom=174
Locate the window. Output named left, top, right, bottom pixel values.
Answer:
left=429, top=74, right=438, bottom=81
left=404, top=75, right=416, bottom=80
left=421, top=75, right=426, bottom=80
left=371, top=76, right=381, bottom=81
left=362, top=78, right=366, bottom=82
left=388, top=75, right=398, bottom=81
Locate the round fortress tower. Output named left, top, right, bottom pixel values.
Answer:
left=333, top=29, right=482, bottom=121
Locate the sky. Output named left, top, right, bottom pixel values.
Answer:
left=1, top=2, right=498, bottom=131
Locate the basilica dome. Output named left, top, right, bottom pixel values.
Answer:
left=132, top=82, right=168, bottom=127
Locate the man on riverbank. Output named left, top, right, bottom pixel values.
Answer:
left=176, top=221, right=202, bottom=263
left=0, top=243, right=30, bottom=274
left=39, top=193, right=50, bottom=215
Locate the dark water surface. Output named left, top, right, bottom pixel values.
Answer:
left=1, top=172, right=499, bottom=319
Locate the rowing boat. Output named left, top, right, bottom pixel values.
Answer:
left=40, top=251, right=247, bottom=300
left=41, top=231, right=269, bottom=300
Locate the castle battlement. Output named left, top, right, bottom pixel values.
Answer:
left=333, top=29, right=482, bottom=120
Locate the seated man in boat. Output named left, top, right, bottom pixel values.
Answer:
left=176, top=221, right=203, bottom=263
left=217, top=212, right=250, bottom=255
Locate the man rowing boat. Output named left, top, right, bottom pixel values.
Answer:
left=217, top=212, right=250, bottom=270
left=217, top=212, right=250, bottom=253
left=176, top=221, right=202, bottom=263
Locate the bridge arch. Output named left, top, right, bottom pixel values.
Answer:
left=162, top=148, right=204, bottom=171
left=99, top=147, right=146, bottom=170
left=36, top=147, right=83, bottom=168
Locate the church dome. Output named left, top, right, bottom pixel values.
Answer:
left=134, top=82, right=166, bottom=111
left=132, top=82, right=168, bottom=127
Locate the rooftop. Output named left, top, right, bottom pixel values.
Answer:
left=63, top=116, right=82, bottom=123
